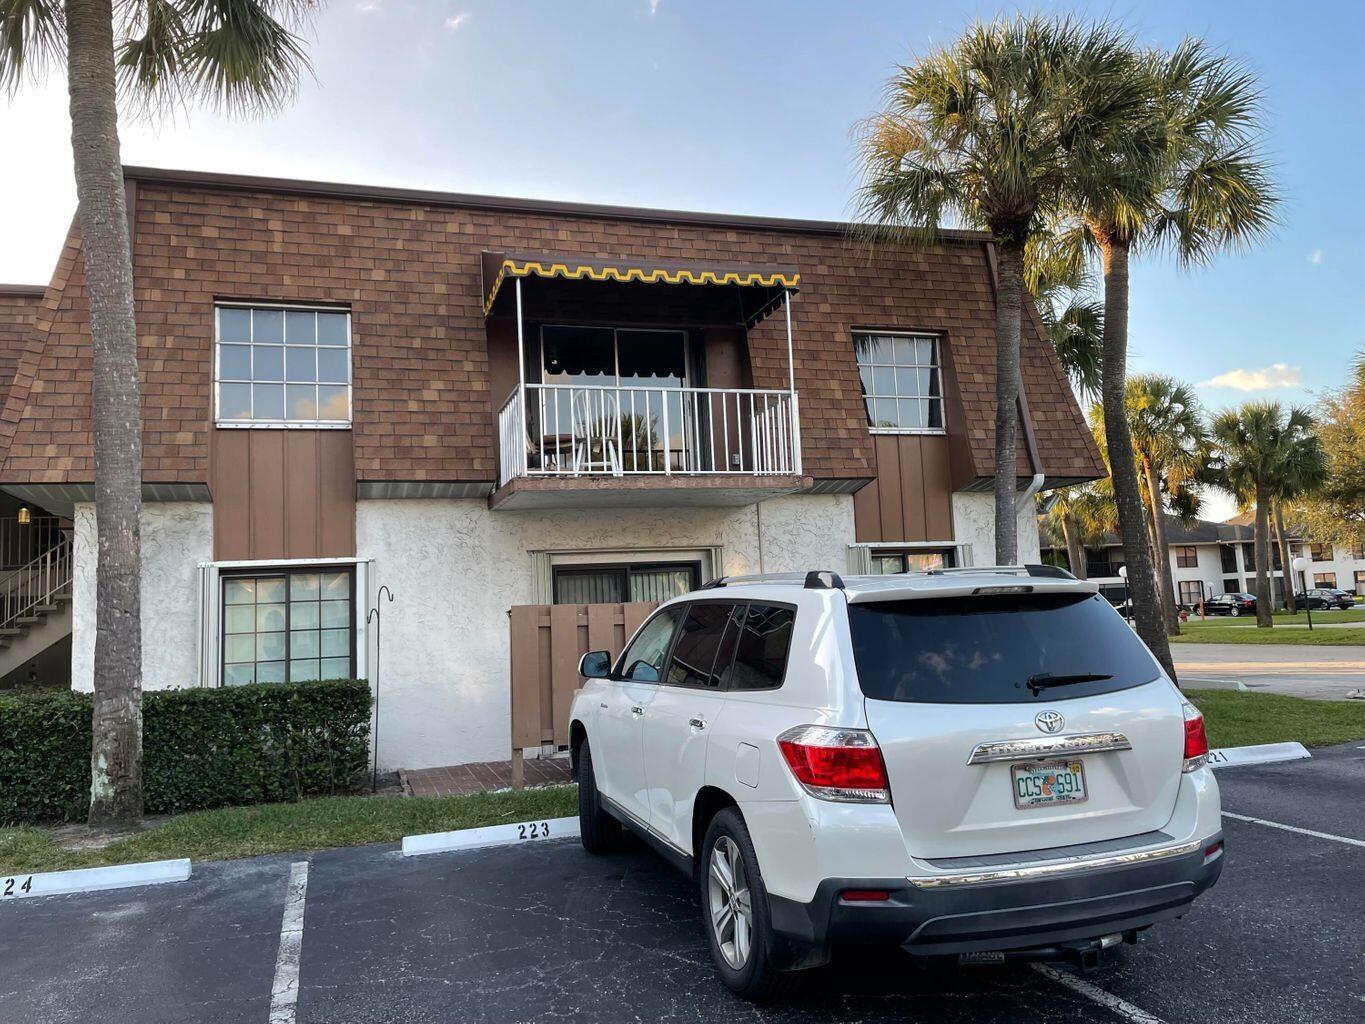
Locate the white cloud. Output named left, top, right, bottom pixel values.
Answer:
left=444, top=12, right=469, bottom=30
left=649, top=0, right=662, bottom=13
left=355, top=0, right=384, bottom=11
left=1199, top=363, right=1303, bottom=392
left=1308, top=249, right=1324, bottom=265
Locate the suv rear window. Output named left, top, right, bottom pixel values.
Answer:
left=848, top=592, right=1161, bottom=704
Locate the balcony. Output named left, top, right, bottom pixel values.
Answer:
left=493, top=382, right=805, bottom=509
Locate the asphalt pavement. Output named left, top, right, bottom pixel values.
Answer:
left=3, top=744, right=1363, bottom=1024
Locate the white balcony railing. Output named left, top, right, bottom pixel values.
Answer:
left=498, top=383, right=801, bottom=487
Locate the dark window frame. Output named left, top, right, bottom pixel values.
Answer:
left=1174, top=546, right=1199, bottom=569
left=1314, top=572, right=1337, bottom=588
left=1178, top=580, right=1205, bottom=606
left=552, top=560, right=701, bottom=604
left=1309, top=543, right=1330, bottom=562
left=219, top=564, right=357, bottom=686
left=869, top=548, right=958, bottom=574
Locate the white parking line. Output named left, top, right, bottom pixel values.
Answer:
left=1222, top=812, right=1365, bottom=848
left=1032, top=963, right=1166, bottom=1024
left=268, top=861, right=309, bottom=1024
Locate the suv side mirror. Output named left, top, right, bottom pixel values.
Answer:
left=579, top=650, right=612, bottom=679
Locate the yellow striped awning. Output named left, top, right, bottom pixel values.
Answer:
left=481, top=250, right=799, bottom=326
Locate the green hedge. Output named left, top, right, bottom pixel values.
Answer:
left=0, top=680, right=371, bottom=824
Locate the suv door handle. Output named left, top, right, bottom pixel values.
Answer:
left=689, top=717, right=706, bottom=730
left=631, top=706, right=644, bottom=717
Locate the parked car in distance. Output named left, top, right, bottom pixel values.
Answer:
left=569, top=568, right=1224, bottom=999
left=1204, top=593, right=1257, bottom=617
left=1304, top=588, right=1355, bottom=610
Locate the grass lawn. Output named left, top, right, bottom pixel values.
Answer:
left=0, top=785, right=577, bottom=877
left=1171, top=622, right=1365, bottom=645
left=1187, top=689, right=1365, bottom=749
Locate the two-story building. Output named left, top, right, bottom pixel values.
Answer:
left=1043, top=513, right=1365, bottom=609
left=0, top=166, right=1102, bottom=770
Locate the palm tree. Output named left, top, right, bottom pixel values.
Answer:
left=1058, top=39, right=1279, bottom=674
left=1212, top=403, right=1324, bottom=628
left=1271, top=432, right=1330, bottom=612
left=857, top=16, right=1145, bottom=564
left=1124, top=376, right=1210, bottom=632
left=1, top=0, right=316, bottom=826
left=1042, top=483, right=1115, bottom=579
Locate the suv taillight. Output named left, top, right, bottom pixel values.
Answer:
left=777, top=725, right=890, bottom=803
left=1182, top=703, right=1209, bottom=772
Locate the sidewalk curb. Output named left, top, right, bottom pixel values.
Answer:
left=402, top=816, right=580, bottom=857
left=1208, top=741, right=1311, bottom=769
left=2, top=858, right=192, bottom=901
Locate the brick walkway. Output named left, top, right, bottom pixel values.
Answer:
left=401, top=757, right=573, bottom=797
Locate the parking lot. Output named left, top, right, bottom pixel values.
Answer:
left=3, top=743, right=1362, bottom=1024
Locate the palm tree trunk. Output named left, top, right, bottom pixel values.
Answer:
left=1062, top=517, right=1087, bottom=579
left=1142, top=458, right=1180, bottom=634
left=1272, top=499, right=1296, bottom=613
left=993, top=241, right=1023, bottom=564
left=1253, top=484, right=1273, bottom=628
left=66, top=0, right=145, bottom=826
left=1097, top=234, right=1177, bottom=680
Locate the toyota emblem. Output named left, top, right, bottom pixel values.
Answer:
left=1035, top=710, right=1065, bottom=734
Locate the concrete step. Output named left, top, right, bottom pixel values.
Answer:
left=14, top=615, right=44, bottom=626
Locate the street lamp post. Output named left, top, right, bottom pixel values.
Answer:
left=1291, top=557, right=1312, bottom=631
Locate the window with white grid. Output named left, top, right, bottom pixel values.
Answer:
left=854, top=332, right=945, bottom=432
left=216, top=304, right=351, bottom=426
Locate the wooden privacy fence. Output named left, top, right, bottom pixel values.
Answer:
left=508, top=600, right=659, bottom=787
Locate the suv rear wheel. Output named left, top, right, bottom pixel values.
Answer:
left=577, top=741, right=622, bottom=854
left=699, top=808, right=794, bottom=1000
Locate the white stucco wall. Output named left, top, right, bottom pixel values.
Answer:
left=951, top=492, right=1041, bottom=566
left=355, top=493, right=854, bottom=770
left=72, top=501, right=213, bottom=693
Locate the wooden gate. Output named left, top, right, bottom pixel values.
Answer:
left=507, top=601, right=658, bottom=787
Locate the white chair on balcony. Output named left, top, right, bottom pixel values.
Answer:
left=570, top=389, right=622, bottom=476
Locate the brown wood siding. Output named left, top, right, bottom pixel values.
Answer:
left=211, top=428, right=356, bottom=560
left=853, top=433, right=955, bottom=544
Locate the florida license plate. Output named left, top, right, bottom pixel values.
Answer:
left=1011, top=759, right=1087, bottom=809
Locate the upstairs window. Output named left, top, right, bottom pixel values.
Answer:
left=854, top=332, right=944, bottom=432
left=216, top=304, right=351, bottom=427
left=1174, top=546, right=1198, bottom=568
left=1309, top=542, right=1330, bottom=562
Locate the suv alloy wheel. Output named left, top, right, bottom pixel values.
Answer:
left=699, top=808, right=793, bottom=1000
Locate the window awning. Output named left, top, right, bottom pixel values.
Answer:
left=481, top=250, right=800, bottom=327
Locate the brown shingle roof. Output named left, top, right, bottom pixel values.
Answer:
left=0, top=168, right=1103, bottom=489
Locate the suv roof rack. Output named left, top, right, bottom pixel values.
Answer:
left=920, top=564, right=1076, bottom=580
left=697, top=571, right=846, bottom=590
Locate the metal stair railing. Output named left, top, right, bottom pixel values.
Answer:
left=0, top=535, right=73, bottom=632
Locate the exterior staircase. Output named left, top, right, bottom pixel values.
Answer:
left=0, top=534, right=74, bottom=665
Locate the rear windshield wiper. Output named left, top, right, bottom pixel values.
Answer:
left=1026, top=672, right=1114, bottom=696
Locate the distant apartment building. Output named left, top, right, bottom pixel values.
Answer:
left=1044, top=513, right=1365, bottom=608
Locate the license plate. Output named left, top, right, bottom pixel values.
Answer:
left=1010, top=759, right=1087, bottom=809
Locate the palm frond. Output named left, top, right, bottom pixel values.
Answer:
left=0, top=0, right=63, bottom=92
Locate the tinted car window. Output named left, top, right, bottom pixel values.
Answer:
left=619, top=605, right=684, bottom=682
left=666, top=603, right=734, bottom=688
left=848, top=592, right=1160, bottom=704
left=725, top=604, right=795, bottom=691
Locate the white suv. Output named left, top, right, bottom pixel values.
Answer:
left=569, top=568, right=1223, bottom=999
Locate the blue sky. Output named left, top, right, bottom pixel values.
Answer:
left=1, top=0, right=1360, bottom=516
